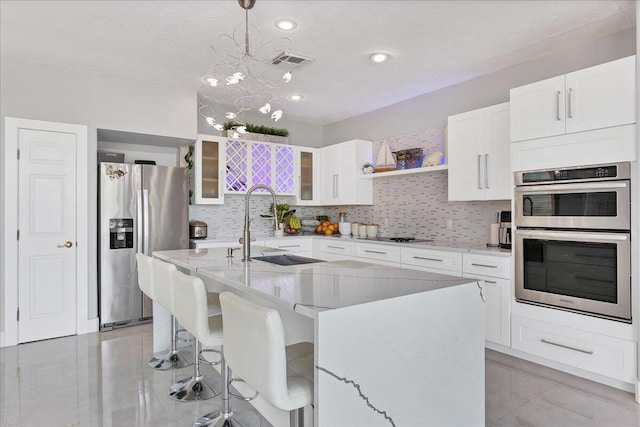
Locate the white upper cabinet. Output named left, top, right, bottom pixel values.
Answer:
left=511, top=56, right=636, bottom=142
left=448, top=102, right=512, bottom=201
left=320, top=139, right=373, bottom=205
left=225, top=138, right=295, bottom=195
left=294, top=146, right=321, bottom=206
left=193, top=134, right=225, bottom=205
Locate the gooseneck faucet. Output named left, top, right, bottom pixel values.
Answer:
left=242, top=184, right=278, bottom=262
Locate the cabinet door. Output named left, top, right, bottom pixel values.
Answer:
left=225, top=139, right=248, bottom=193
left=273, top=145, right=295, bottom=195
left=565, top=56, right=636, bottom=134
left=295, top=147, right=320, bottom=206
left=465, top=274, right=511, bottom=347
left=194, top=134, right=225, bottom=204
left=510, top=75, right=566, bottom=142
left=484, top=103, right=512, bottom=200
left=447, top=108, right=485, bottom=201
left=320, top=145, right=341, bottom=204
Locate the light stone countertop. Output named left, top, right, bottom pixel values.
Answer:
left=154, top=247, right=478, bottom=319
left=191, top=233, right=512, bottom=257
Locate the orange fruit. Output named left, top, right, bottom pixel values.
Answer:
left=324, top=229, right=333, bottom=235
left=322, top=220, right=330, bottom=227
left=316, top=225, right=323, bottom=233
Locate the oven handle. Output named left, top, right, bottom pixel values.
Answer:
left=516, top=229, right=629, bottom=242
left=515, top=181, right=628, bottom=193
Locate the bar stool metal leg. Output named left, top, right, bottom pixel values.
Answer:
left=149, top=315, right=192, bottom=370
left=169, top=338, right=219, bottom=401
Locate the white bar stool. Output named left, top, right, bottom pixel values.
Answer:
left=168, top=267, right=224, bottom=402
left=136, top=253, right=192, bottom=370
left=207, top=292, right=314, bottom=427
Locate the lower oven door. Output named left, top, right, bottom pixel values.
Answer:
left=515, top=228, right=631, bottom=321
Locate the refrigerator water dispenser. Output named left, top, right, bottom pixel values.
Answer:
left=109, top=218, right=133, bottom=249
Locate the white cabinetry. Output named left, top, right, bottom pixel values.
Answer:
left=262, top=238, right=313, bottom=257
left=463, top=253, right=511, bottom=347
left=320, top=140, right=373, bottom=205
left=448, top=102, right=512, bottom=201
left=510, top=55, right=636, bottom=142
left=294, top=147, right=320, bottom=206
left=194, top=134, right=225, bottom=205
left=511, top=315, right=636, bottom=383
left=400, top=247, right=463, bottom=275
left=314, top=239, right=355, bottom=261
left=354, top=242, right=401, bottom=266
left=225, top=138, right=295, bottom=195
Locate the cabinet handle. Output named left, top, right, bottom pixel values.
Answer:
left=567, top=88, right=573, bottom=119
left=556, top=91, right=561, bottom=121
left=335, top=174, right=339, bottom=198
left=540, top=339, right=594, bottom=355
left=278, top=245, right=301, bottom=248
left=484, top=280, right=497, bottom=284
left=327, top=245, right=345, bottom=250
left=477, top=155, right=482, bottom=189
left=364, top=249, right=387, bottom=255
left=484, top=154, right=489, bottom=189
left=332, top=175, right=337, bottom=198
left=471, top=263, right=497, bottom=269
left=414, top=256, right=443, bottom=262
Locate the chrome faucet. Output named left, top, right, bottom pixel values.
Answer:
left=242, top=184, right=278, bottom=262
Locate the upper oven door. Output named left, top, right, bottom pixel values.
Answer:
left=514, top=180, right=630, bottom=230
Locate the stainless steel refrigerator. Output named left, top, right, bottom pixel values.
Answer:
left=98, top=162, right=188, bottom=330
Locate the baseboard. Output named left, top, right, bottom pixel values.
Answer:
left=78, top=318, right=100, bottom=335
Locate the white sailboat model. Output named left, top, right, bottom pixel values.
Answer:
left=374, top=139, right=397, bottom=172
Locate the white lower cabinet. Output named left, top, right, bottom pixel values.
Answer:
left=400, top=247, right=463, bottom=275
left=462, top=253, right=511, bottom=347
left=314, top=239, right=355, bottom=261
left=354, top=242, right=401, bottom=266
left=262, top=238, right=313, bottom=257
left=465, top=274, right=510, bottom=347
left=511, top=315, right=636, bottom=383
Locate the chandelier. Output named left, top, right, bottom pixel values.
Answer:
left=199, top=0, right=297, bottom=136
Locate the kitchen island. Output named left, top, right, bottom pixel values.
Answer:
left=155, top=247, right=485, bottom=427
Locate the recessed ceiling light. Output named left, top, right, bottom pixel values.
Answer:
left=289, top=94, right=303, bottom=101
left=276, top=19, right=297, bottom=31
left=370, top=52, right=389, bottom=63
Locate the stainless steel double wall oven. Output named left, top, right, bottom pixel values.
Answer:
left=514, top=162, right=631, bottom=322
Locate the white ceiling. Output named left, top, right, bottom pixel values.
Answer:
left=0, top=0, right=635, bottom=125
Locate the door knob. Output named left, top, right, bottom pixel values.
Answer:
left=57, top=241, right=73, bottom=248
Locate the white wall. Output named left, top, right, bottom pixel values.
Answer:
left=0, top=56, right=197, bottom=333
left=324, top=28, right=636, bottom=145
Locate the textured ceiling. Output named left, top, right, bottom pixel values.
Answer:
left=0, top=0, right=635, bottom=125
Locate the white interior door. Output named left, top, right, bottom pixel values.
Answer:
left=18, top=128, right=77, bottom=343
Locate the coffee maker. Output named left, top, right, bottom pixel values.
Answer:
left=498, top=211, right=511, bottom=249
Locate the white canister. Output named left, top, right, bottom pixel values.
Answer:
left=351, top=223, right=359, bottom=236
left=339, top=222, right=352, bottom=235
left=366, top=224, right=378, bottom=238
left=359, top=224, right=368, bottom=238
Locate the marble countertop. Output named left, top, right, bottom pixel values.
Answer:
left=154, top=247, right=477, bottom=319
left=191, top=233, right=512, bottom=257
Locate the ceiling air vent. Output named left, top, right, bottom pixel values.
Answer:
left=272, top=51, right=314, bottom=65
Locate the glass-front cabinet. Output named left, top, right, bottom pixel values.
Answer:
left=194, top=134, right=225, bottom=205
left=295, top=147, right=320, bottom=205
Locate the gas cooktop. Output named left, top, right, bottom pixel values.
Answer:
left=364, top=236, right=434, bottom=243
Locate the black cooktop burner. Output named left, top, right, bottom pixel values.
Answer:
left=389, top=237, right=416, bottom=242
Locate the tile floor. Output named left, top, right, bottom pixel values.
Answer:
left=1, top=324, right=638, bottom=427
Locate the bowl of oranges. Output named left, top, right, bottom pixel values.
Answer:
left=316, top=220, right=340, bottom=236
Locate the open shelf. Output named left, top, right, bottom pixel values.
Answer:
left=360, top=164, right=448, bottom=178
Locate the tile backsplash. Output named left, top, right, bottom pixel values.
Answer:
left=190, top=172, right=509, bottom=244
left=190, top=125, right=510, bottom=244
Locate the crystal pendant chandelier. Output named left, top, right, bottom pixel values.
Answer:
left=199, top=0, right=294, bottom=136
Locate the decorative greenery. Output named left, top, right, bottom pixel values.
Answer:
left=362, top=162, right=373, bottom=168
left=224, top=121, right=289, bottom=137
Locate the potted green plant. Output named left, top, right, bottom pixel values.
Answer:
left=224, top=121, right=289, bottom=144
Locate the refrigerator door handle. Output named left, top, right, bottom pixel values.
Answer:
left=136, top=189, right=144, bottom=254
left=142, top=189, right=150, bottom=255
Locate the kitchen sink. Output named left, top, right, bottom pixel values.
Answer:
left=253, top=254, right=326, bottom=266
